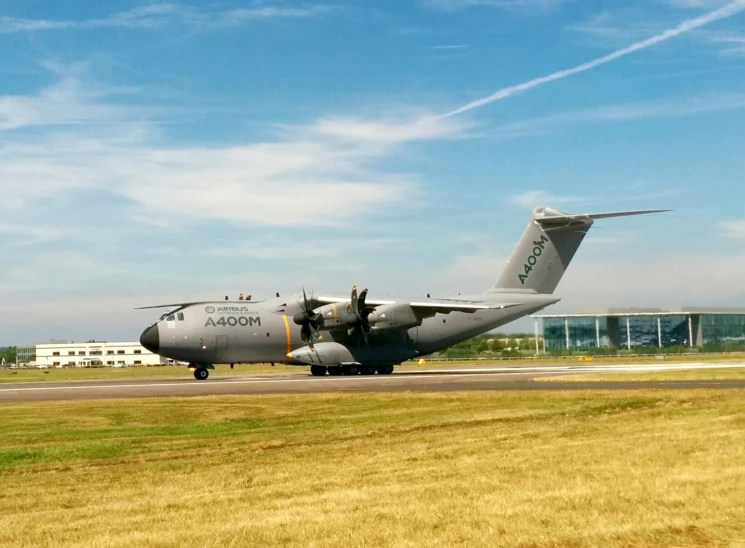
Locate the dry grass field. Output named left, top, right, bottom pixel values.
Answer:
left=2, top=390, right=745, bottom=547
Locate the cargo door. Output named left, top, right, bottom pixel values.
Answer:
left=215, top=335, right=229, bottom=363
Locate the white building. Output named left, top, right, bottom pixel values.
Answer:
left=35, top=341, right=163, bottom=367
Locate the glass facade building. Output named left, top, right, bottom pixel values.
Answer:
left=701, top=314, right=745, bottom=344
left=535, top=308, right=745, bottom=352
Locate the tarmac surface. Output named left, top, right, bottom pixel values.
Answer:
left=1, top=363, right=745, bottom=402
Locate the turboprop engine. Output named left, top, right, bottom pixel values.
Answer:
left=293, top=285, right=373, bottom=348
left=366, top=303, right=421, bottom=331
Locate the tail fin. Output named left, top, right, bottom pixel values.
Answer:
left=490, top=206, right=669, bottom=295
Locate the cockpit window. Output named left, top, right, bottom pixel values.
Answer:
left=166, top=314, right=175, bottom=322
left=177, top=312, right=184, bottom=321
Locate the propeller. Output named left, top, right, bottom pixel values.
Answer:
left=293, top=288, right=320, bottom=349
left=349, top=285, right=372, bottom=346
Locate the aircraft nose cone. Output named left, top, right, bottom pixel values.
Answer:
left=140, top=323, right=160, bottom=354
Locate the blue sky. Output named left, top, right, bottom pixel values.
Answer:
left=2, top=0, right=745, bottom=344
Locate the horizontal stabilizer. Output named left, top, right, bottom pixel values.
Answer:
left=587, top=209, right=671, bottom=220
left=534, top=207, right=671, bottom=225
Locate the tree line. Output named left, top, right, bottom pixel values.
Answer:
left=0, top=347, right=17, bottom=364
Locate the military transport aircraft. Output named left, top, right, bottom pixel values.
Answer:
left=138, top=206, right=667, bottom=380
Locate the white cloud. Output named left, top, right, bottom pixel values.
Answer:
left=718, top=220, right=745, bottom=238
left=442, top=250, right=745, bottom=307
left=664, top=0, right=731, bottom=9
left=566, top=12, right=664, bottom=48
left=438, top=0, right=745, bottom=118
left=571, top=5, right=745, bottom=56
left=491, top=92, right=745, bottom=136
left=423, top=0, right=568, bottom=13
left=510, top=190, right=593, bottom=208
left=432, top=44, right=470, bottom=50
left=0, top=3, right=333, bottom=34
left=0, top=75, right=138, bottom=130
left=307, top=115, right=472, bottom=144
left=0, top=72, right=468, bottom=228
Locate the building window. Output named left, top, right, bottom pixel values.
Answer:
left=52, top=352, right=60, bottom=356
left=107, top=350, right=114, bottom=355
left=90, top=350, right=102, bottom=356
left=117, top=350, right=125, bottom=355
left=134, top=360, right=142, bottom=365
left=68, top=361, right=75, bottom=366
left=107, top=361, right=114, bottom=365
left=53, top=362, right=60, bottom=366
left=78, top=351, right=86, bottom=356
left=134, top=350, right=142, bottom=354
left=68, top=351, right=75, bottom=356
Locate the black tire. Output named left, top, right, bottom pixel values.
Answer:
left=328, top=366, right=343, bottom=376
left=361, top=365, right=377, bottom=375
left=376, top=365, right=394, bottom=375
left=342, top=365, right=358, bottom=376
left=310, top=365, right=327, bottom=377
left=194, top=368, right=209, bottom=381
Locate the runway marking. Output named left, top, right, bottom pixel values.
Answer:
left=1, top=363, right=743, bottom=395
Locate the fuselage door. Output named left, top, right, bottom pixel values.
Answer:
left=215, top=335, right=229, bottom=362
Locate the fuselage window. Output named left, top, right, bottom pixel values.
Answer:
left=177, top=312, right=184, bottom=321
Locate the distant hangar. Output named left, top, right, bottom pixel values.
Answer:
left=532, top=307, right=745, bottom=352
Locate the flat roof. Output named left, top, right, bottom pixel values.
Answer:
left=533, top=306, right=745, bottom=318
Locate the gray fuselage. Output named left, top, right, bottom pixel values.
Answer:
left=141, top=292, right=558, bottom=367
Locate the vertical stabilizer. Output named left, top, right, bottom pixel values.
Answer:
left=490, top=206, right=668, bottom=295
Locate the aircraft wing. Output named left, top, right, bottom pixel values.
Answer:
left=315, top=295, right=520, bottom=314
left=134, top=302, right=210, bottom=311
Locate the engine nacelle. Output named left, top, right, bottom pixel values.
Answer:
left=367, top=303, right=421, bottom=331
left=287, top=342, right=356, bottom=365
left=313, top=302, right=358, bottom=330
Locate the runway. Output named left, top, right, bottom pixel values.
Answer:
left=1, top=362, right=745, bottom=402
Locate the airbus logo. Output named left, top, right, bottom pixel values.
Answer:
left=205, top=306, right=216, bottom=313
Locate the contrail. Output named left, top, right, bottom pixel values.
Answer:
left=439, top=0, right=745, bottom=118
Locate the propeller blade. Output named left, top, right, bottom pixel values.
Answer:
left=350, top=285, right=358, bottom=316
left=301, top=323, right=315, bottom=350
left=358, top=288, right=368, bottom=312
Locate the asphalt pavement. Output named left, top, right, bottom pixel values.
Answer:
left=1, top=363, right=744, bottom=402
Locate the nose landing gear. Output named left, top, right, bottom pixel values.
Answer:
left=194, top=368, right=209, bottom=380
left=189, top=364, right=213, bottom=380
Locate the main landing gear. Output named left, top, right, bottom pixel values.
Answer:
left=310, top=364, right=394, bottom=376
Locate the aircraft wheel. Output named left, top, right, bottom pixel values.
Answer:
left=376, top=365, right=394, bottom=375
left=328, top=367, right=343, bottom=376
left=361, top=365, right=377, bottom=375
left=194, top=368, right=209, bottom=381
left=342, top=365, right=358, bottom=375
left=310, top=365, right=327, bottom=377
